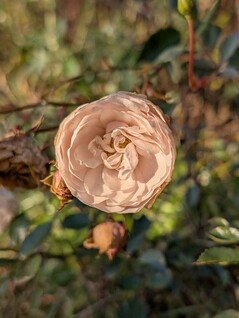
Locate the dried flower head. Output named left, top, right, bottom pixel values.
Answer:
left=0, top=132, right=48, bottom=189
left=42, top=168, right=73, bottom=207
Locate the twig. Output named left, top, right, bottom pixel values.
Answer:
left=51, top=65, right=143, bottom=91
left=0, top=100, right=80, bottom=115
left=34, top=125, right=59, bottom=134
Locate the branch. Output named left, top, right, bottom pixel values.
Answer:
left=34, top=125, right=59, bottom=134
left=53, top=65, right=143, bottom=87
left=0, top=100, right=80, bottom=115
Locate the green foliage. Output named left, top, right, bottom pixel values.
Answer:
left=61, top=212, right=89, bottom=230
left=117, top=298, right=149, bottom=318
left=219, top=32, right=239, bottom=62
left=196, top=0, right=221, bottom=35
left=208, top=226, right=239, bottom=244
left=196, top=218, right=239, bottom=265
left=139, top=249, right=166, bottom=270
left=212, top=309, right=239, bottom=318
left=0, top=0, right=239, bottom=317
left=196, top=247, right=239, bottom=265
left=9, top=213, right=30, bottom=245
left=137, top=28, right=180, bottom=63
left=20, top=221, right=53, bottom=255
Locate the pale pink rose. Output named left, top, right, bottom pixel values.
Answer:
left=55, top=92, right=176, bottom=213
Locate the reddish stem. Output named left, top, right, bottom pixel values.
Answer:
left=186, top=16, right=197, bottom=90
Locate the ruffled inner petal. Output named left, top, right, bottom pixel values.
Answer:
left=118, top=143, right=138, bottom=180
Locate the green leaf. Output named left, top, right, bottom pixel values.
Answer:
left=146, top=270, right=172, bottom=289
left=9, top=213, right=30, bottom=245
left=212, top=309, right=239, bottom=318
left=139, top=249, right=166, bottom=270
left=137, top=28, right=180, bottom=63
left=127, top=233, right=145, bottom=253
left=117, top=298, right=149, bottom=318
left=132, top=216, right=151, bottom=234
left=20, top=221, right=52, bottom=255
left=0, top=258, right=18, bottom=266
left=220, top=67, right=239, bottom=78
left=61, top=213, right=89, bottom=229
left=194, top=59, right=217, bottom=76
left=220, top=32, right=239, bottom=62
left=196, top=247, right=239, bottom=265
left=155, top=45, right=185, bottom=64
left=229, top=48, right=239, bottom=69
left=202, top=24, right=221, bottom=49
left=196, top=0, right=221, bottom=35
left=119, top=275, right=144, bottom=290
left=127, top=216, right=151, bottom=253
left=208, top=226, right=239, bottom=244
left=105, top=256, right=123, bottom=279
left=185, top=183, right=201, bottom=207
left=208, top=217, right=230, bottom=227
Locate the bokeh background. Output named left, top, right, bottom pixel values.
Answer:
left=0, top=0, right=239, bottom=317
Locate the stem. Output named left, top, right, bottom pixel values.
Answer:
left=34, top=125, right=59, bottom=134
left=0, top=101, right=80, bottom=115
left=186, top=16, right=197, bottom=90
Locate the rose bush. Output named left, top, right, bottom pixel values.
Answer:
left=55, top=92, right=176, bottom=213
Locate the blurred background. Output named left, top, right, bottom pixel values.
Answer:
left=0, top=0, right=239, bottom=317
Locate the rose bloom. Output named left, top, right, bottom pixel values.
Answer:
left=55, top=92, right=176, bottom=213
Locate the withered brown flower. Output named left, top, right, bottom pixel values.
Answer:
left=0, top=132, right=48, bottom=189
left=42, top=169, right=73, bottom=207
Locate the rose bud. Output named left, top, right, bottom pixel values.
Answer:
left=42, top=169, right=73, bottom=207
left=55, top=91, right=176, bottom=213
left=83, top=221, right=126, bottom=260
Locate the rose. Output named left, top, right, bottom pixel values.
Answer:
left=55, top=91, right=176, bottom=213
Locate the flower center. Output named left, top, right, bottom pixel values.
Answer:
left=118, top=138, right=130, bottom=149
left=89, top=131, right=132, bottom=158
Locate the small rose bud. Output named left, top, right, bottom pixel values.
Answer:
left=83, top=221, right=126, bottom=260
left=178, top=0, right=196, bottom=18
left=42, top=169, right=73, bottom=207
